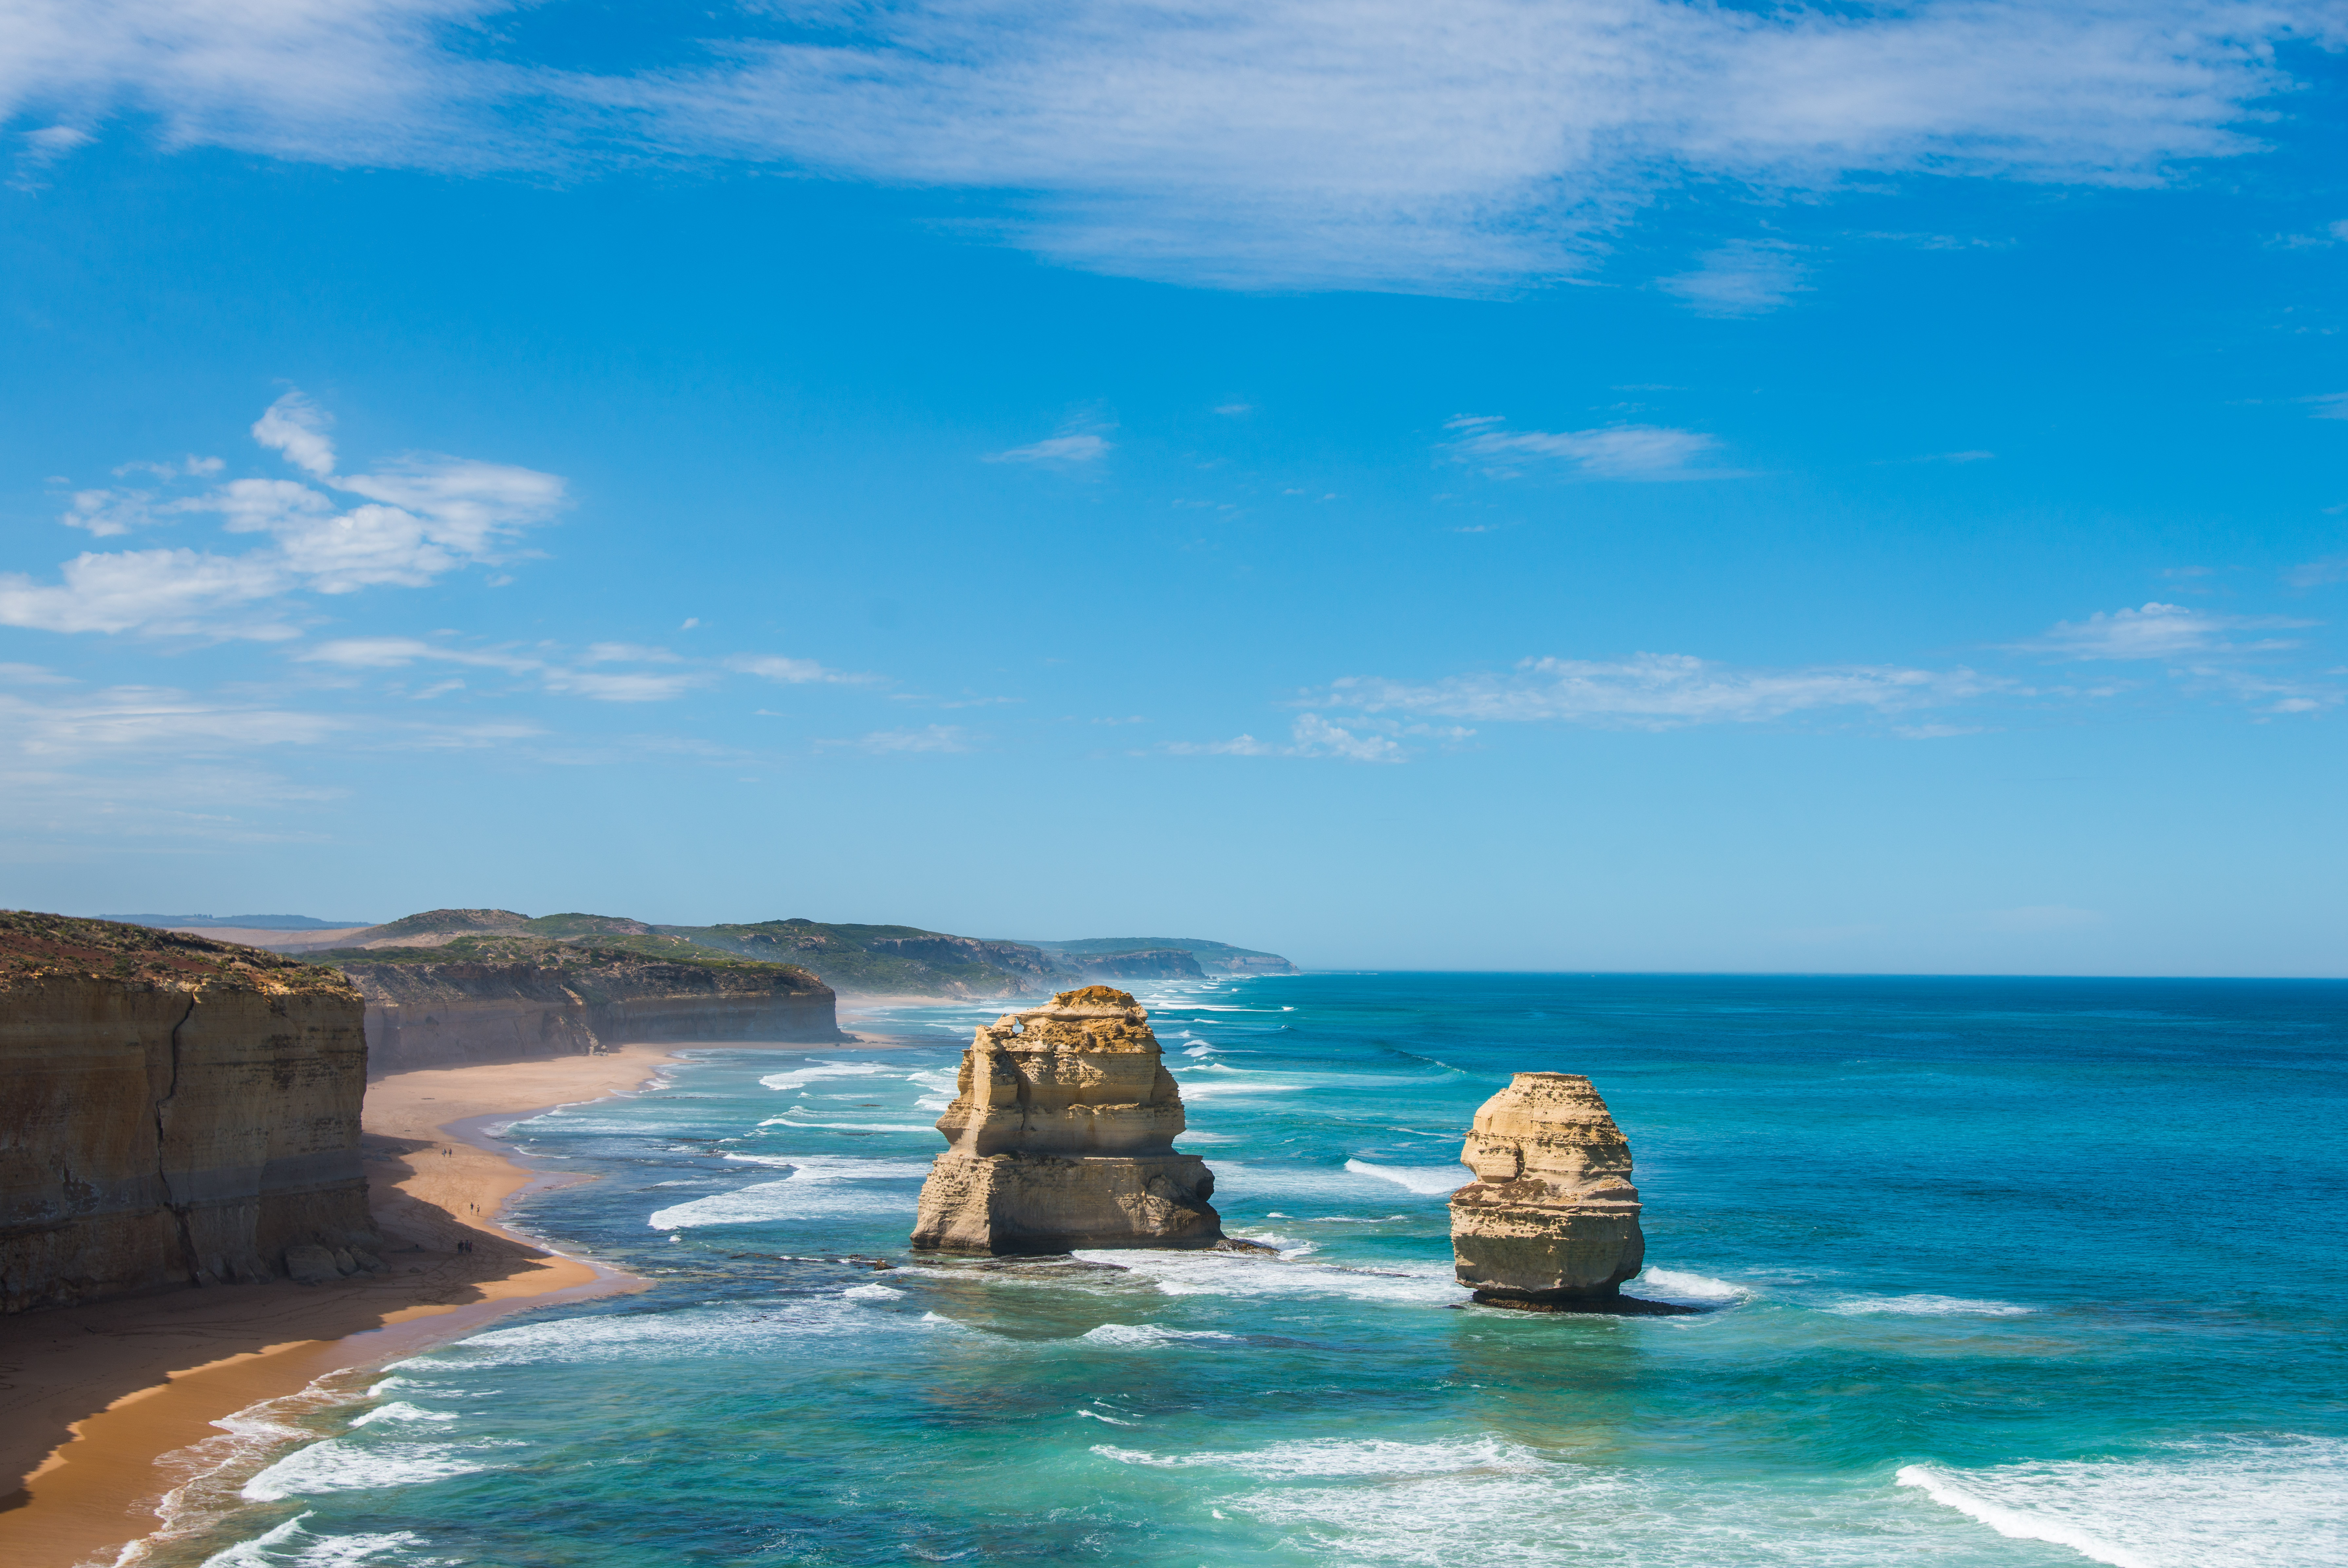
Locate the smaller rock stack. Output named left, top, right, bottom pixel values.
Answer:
left=911, top=987, right=1222, bottom=1254
left=1450, top=1072, right=1645, bottom=1309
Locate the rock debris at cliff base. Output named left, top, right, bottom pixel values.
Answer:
left=912, top=987, right=1223, bottom=1254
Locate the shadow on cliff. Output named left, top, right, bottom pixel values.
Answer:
left=0, top=1135, right=566, bottom=1512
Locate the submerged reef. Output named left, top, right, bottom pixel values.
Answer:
left=1450, top=1071, right=1648, bottom=1309
left=911, top=987, right=1223, bottom=1254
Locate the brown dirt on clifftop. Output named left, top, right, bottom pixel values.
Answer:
left=0, top=912, right=355, bottom=998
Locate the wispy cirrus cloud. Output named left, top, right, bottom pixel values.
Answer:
left=1164, top=713, right=1422, bottom=764
left=819, top=725, right=977, bottom=754
left=724, top=653, right=880, bottom=685
left=0, top=391, right=565, bottom=641
left=1442, top=415, right=1728, bottom=481
left=1324, top=653, right=2001, bottom=730
left=300, top=635, right=723, bottom=703
left=985, top=431, right=1114, bottom=466
left=2012, top=602, right=2314, bottom=660
left=1, top=2, right=2336, bottom=292
left=1659, top=240, right=1809, bottom=316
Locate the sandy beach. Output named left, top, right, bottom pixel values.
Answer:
left=0, top=1025, right=922, bottom=1568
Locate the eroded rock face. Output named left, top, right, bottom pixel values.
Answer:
left=332, top=940, right=845, bottom=1075
left=1450, top=1072, right=1644, bottom=1305
left=0, top=913, right=374, bottom=1313
left=911, top=987, right=1221, bottom=1254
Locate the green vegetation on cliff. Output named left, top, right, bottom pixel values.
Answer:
left=313, top=934, right=822, bottom=989
left=0, top=911, right=354, bottom=995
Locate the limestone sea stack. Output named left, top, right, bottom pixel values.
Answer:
left=911, top=986, right=1222, bottom=1254
left=1450, top=1072, right=1645, bottom=1308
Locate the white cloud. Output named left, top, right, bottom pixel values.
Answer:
left=0, top=686, right=346, bottom=760
left=0, top=548, right=298, bottom=639
left=0, top=663, right=75, bottom=686
left=1659, top=240, right=1809, bottom=316
left=4, top=1, right=2333, bottom=292
left=299, top=635, right=719, bottom=702
left=1443, top=415, right=1726, bottom=480
left=1324, top=652, right=1997, bottom=729
left=985, top=432, right=1113, bottom=465
left=251, top=389, right=338, bottom=476
left=724, top=653, right=875, bottom=685
left=2307, top=392, right=2348, bottom=420
left=1165, top=712, right=1417, bottom=762
left=3, top=390, right=565, bottom=637
left=822, top=725, right=976, bottom=753
left=2016, top=602, right=2314, bottom=660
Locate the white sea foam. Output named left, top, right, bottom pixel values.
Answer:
left=758, top=1061, right=894, bottom=1092
left=345, top=1403, right=460, bottom=1428
left=1070, top=1247, right=1462, bottom=1305
left=203, top=1514, right=453, bottom=1567
left=1174, top=1078, right=1307, bottom=1098
left=1075, top=1408, right=1138, bottom=1425
left=1898, top=1437, right=2348, bottom=1568
left=1345, top=1159, right=1470, bottom=1195
left=1210, top=1161, right=1450, bottom=1204
left=1172, top=1130, right=1236, bottom=1143
left=1633, top=1268, right=1752, bottom=1306
left=756, top=1119, right=936, bottom=1132
left=843, top=1283, right=907, bottom=1301
left=240, top=1439, right=506, bottom=1502
left=1078, top=1323, right=1243, bottom=1347
left=1095, top=1434, right=1542, bottom=1479
left=1183, top=1043, right=1218, bottom=1057
left=652, top=1155, right=932, bottom=1227
left=421, top=1297, right=964, bottom=1368
left=1830, top=1294, right=2034, bottom=1317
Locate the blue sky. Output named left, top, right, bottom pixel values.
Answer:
left=2, top=0, right=2343, bottom=974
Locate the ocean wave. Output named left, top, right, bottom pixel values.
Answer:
left=758, top=1061, right=895, bottom=1092
left=240, top=1439, right=508, bottom=1502
left=649, top=1175, right=921, bottom=1228
left=1344, top=1159, right=1470, bottom=1195
left=720, top=1154, right=934, bottom=1178
left=1172, top=1078, right=1308, bottom=1098
left=1078, top=1323, right=1244, bottom=1347
left=843, top=1282, right=907, bottom=1301
left=414, top=1297, right=964, bottom=1368
left=345, top=1403, right=460, bottom=1429
left=1828, top=1294, right=2033, bottom=1317
left=755, top=1119, right=937, bottom=1132
left=1633, top=1268, right=1752, bottom=1306
left=1210, top=1162, right=1452, bottom=1203
left=204, top=1515, right=454, bottom=1567
left=1898, top=1436, right=2348, bottom=1568
left=1069, top=1247, right=1461, bottom=1305
left=1094, top=1434, right=1542, bottom=1479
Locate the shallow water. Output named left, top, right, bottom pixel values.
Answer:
left=142, top=973, right=2348, bottom=1567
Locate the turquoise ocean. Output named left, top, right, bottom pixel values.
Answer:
left=129, top=972, right=2348, bottom=1567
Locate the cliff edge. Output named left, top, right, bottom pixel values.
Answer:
left=328, top=936, right=845, bottom=1076
left=0, top=913, right=375, bottom=1314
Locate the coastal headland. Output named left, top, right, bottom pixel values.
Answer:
left=0, top=1028, right=912, bottom=1568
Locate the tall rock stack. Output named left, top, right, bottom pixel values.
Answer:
left=1450, top=1072, right=1645, bottom=1308
left=0, top=913, right=376, bottom=1313
left=911, top=986, right=1223, bottom=1254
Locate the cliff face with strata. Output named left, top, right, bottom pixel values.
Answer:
left=0, top=913, right=375, bottom=1314
left=912, top=987, right=1222, bottom=1254
left=1450, top=1072, right=1645, bottom=1305
left=331, top=937, right=844, bottom=1076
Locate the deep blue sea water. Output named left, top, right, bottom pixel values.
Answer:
left=132, top=973, right=2348, bottom=1568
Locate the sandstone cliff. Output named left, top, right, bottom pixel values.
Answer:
left=912, top=986, right=1222, bottom=1254
left=1450, top=1072, right=1645, bottom=1307
left=0, top=913, right=375, bottom=1313
left=327, top=937, right=844, bottom=1076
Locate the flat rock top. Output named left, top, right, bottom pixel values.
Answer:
left=0, top=910, right=359, bottom=998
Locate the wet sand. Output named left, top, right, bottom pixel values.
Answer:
left=0, top=1033, right=920, bottom=1568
